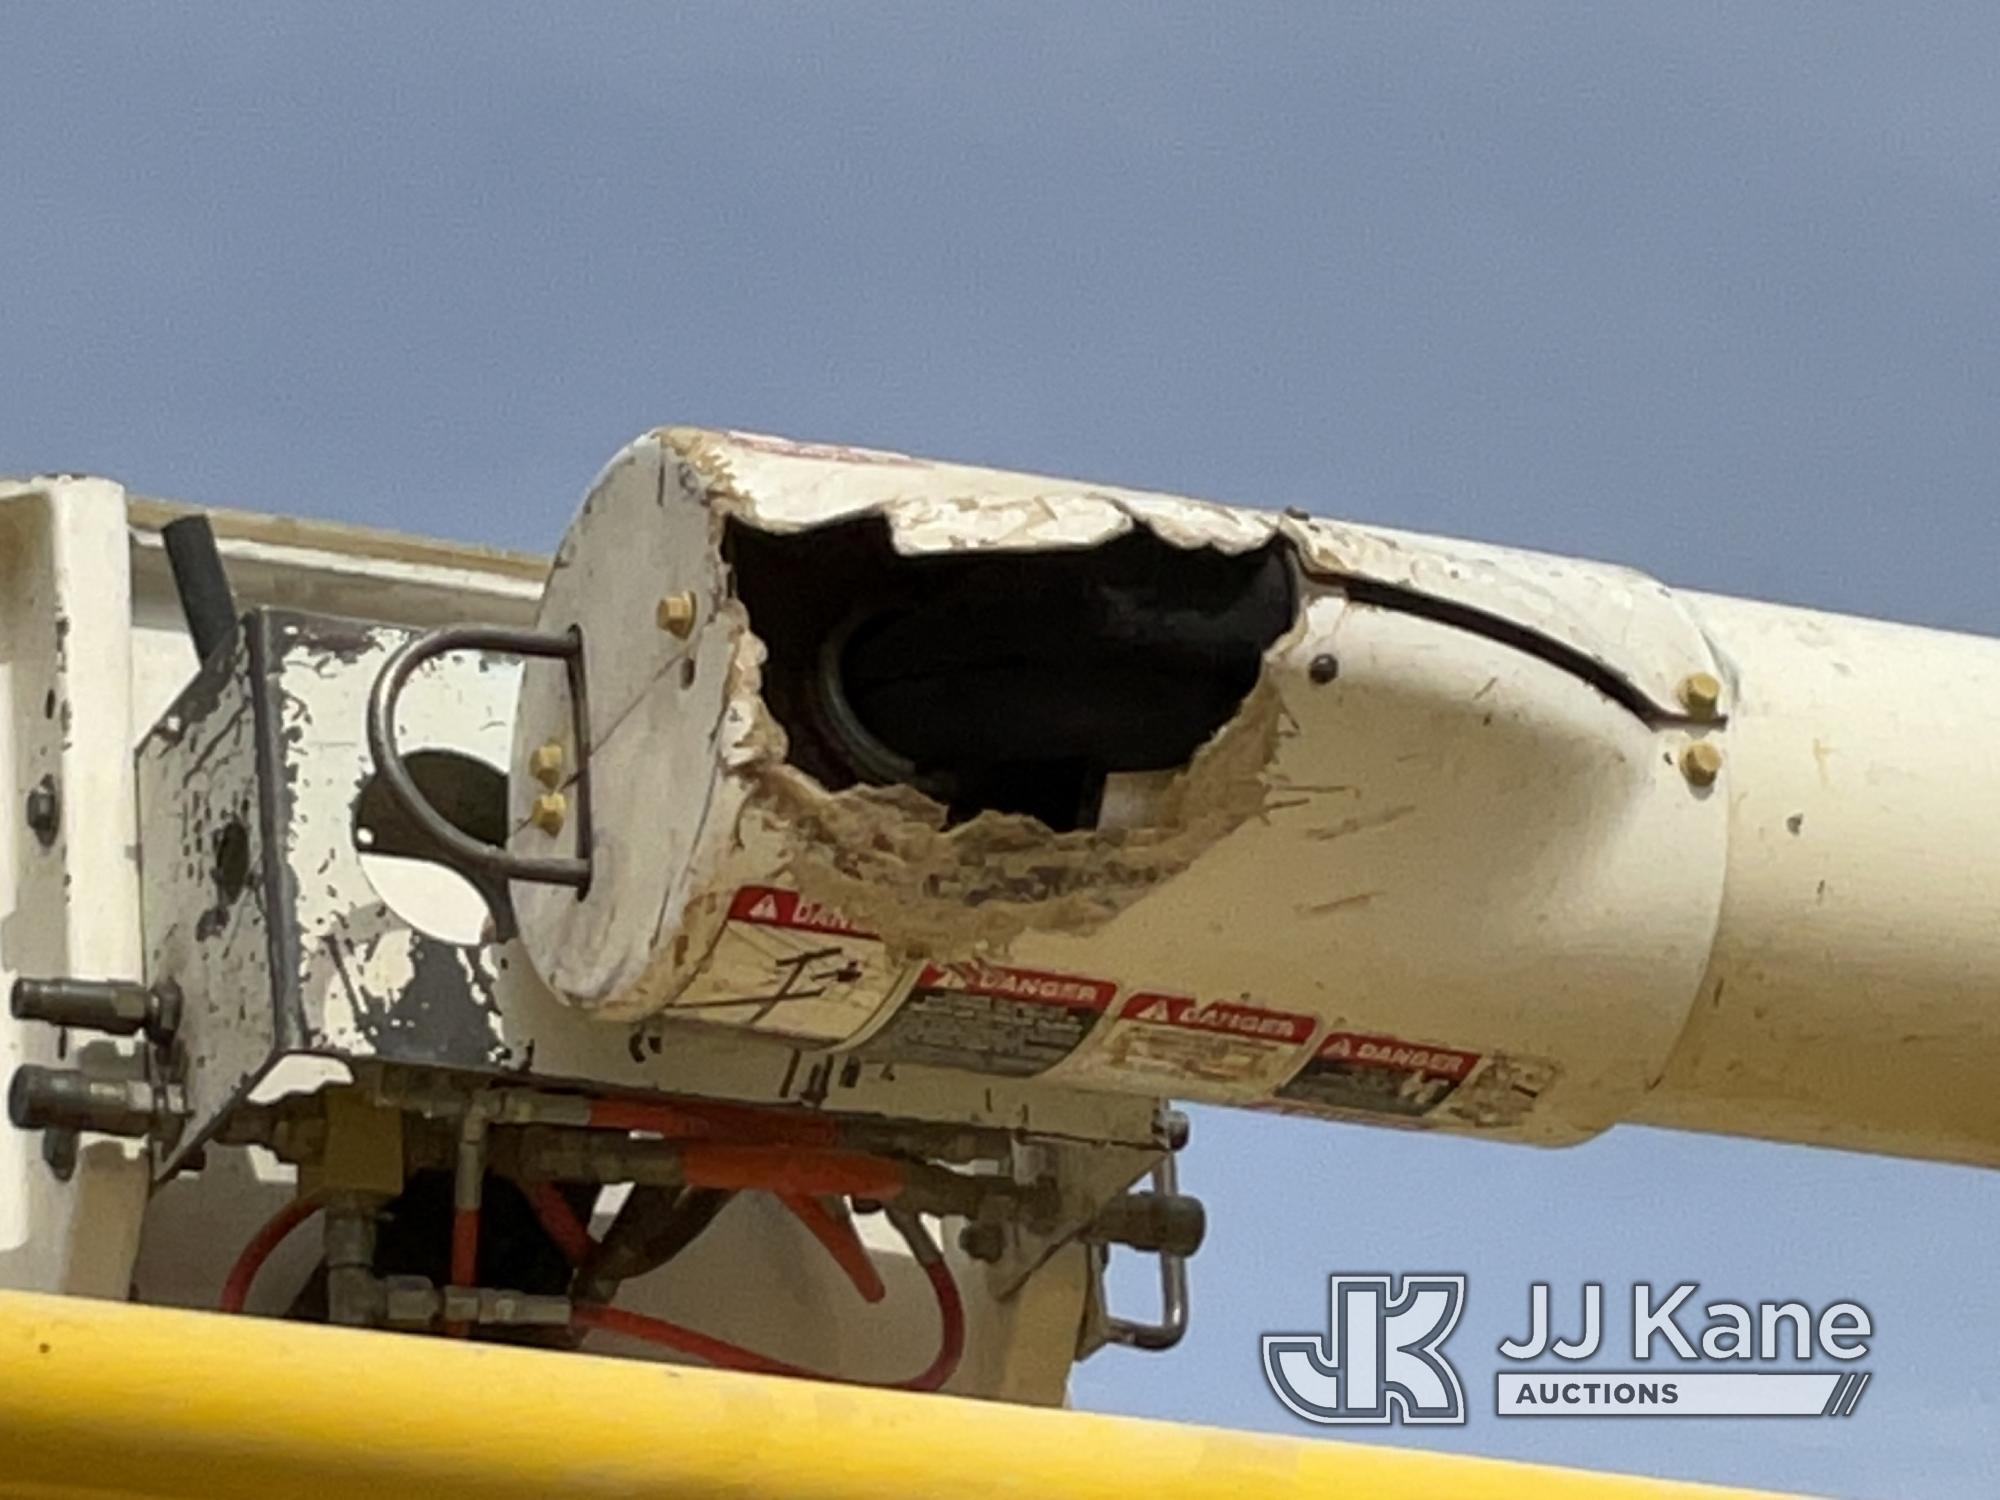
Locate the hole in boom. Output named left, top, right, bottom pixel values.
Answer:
left=727, top=516, right=1295, bottom=832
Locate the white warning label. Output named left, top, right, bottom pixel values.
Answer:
left=1058, top=992, right=1317, bottom=1095
left=664, top=885, right=903, bottom=1044
left=857, top=962, right=1115, bottom=1078
left=1271, top=1028, right=1558, bottom=1129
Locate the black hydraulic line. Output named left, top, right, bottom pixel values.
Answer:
left=160, top=515, right=239, bottom=664
left=571, top=1186, right=734, bottom=1307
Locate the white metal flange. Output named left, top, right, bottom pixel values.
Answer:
left=509, top=434, right=744, bottom=1017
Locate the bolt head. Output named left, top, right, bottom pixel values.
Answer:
left=655, top=592, right=698, bottom=638
left=23, top=776, right=59, bottom=848
left=529, top=741, right=566, bottom=786
left=531, top=791, right=568, bottom=835
left=1678, top=671, right=1723, bottom=719
left=958, top=1221, right=1007, bottom=1263
left=41, top=1127, right=78, bottom=1182
left=1680, top=740, right=1724, bottom=788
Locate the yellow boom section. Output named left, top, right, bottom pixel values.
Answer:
left=0, top=1291, right=1813, bottom=1500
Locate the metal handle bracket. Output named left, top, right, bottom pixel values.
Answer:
left=366, top=624, right=593, bottom=891
left=1100, top=1155, right=1191, bottom=1352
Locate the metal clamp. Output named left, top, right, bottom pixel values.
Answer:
left=366, top=624, right=593, bottom=890
left=1101, top=1155, right=1191, bottom=1352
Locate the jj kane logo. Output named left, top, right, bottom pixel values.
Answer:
left=1262, top=1275, right=1468, bottom=1424
left=1263, top=1277, right=1872, bottom=1425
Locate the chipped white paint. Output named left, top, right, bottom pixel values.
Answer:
left=261, top=616, right=1157, bottom=1154
left=5, top=477, right=565, bottom=1299
left=142, top=609, right=1145, bottom=1398
left=135, top=631, right=276, bottom=1162
left=3, top=484, right=1114, bottom=1398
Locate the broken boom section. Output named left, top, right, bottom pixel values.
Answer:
left=507, top=428, right=1731, bottom=1145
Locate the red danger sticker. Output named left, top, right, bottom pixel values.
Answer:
left=858, top=962, right=1116, bottom=1078
left=1276, top=1029, right=1482, bottom=1119
left=728, top=885, right=876, bottom=938
left=918, top=963, right=1117, bottom=1010
left=1119, top=994, right=1316, bottom=1044
left=1314, top=1031, right=1479, bottom=1080
left=1059, top=991, right=1317, bottom=1094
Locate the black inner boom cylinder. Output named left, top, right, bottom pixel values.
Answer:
left=725, top=516, right=1296, bottom=831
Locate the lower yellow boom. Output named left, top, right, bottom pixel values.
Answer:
left=0, top=1290, right=1812, bottom=1500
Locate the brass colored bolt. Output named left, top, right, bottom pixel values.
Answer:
left=529, top=741, right=565, bottom=787
left=531, top=791, right=567, bottom=835
left=1680, top=740, right=1724, bottom=788
left=1678, top=671, right=1724, bottom=720
left=655, top=592, right=698, bottom=638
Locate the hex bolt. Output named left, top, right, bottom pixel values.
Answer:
left=655, top=592, right=698, bottom=639
left=958, top=1220, right=1007, bottom=1263
left=41, top=1128, right=78, bottom=1182
left=23, top=776, right=59, bottom=849
left=1678, top=671, right=1724, bottom=720
left=529, top=741, right=566, bottom=787
left=531, top=791, right=567, bottom=835
left=1681, top=740, right=1724, bottom=788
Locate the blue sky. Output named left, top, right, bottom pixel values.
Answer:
left=5, top=7, right=1998, bottom=1494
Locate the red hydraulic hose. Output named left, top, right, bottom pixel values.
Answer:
left=571, top=1213, right=963, bottom=1392
left=450, top=1208, right=480, bottom=1292
left=446, top=1115, right=490, bottom=1338
left=527, top=1181, right=596, bottom=1266
left=586, top=1097, right=841, bottom=1147
left=571, top=1302, right=827, bottom=1377
left=902, top=1256, right=967, bottom=1392
left=219, top=1194, right=324, bottom=1314
left=219, top=1095, right=929, bottom=1363
left=680, top=1143, right=906, bottom=1201
left=777, top=1193, right=886, bottom=1303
